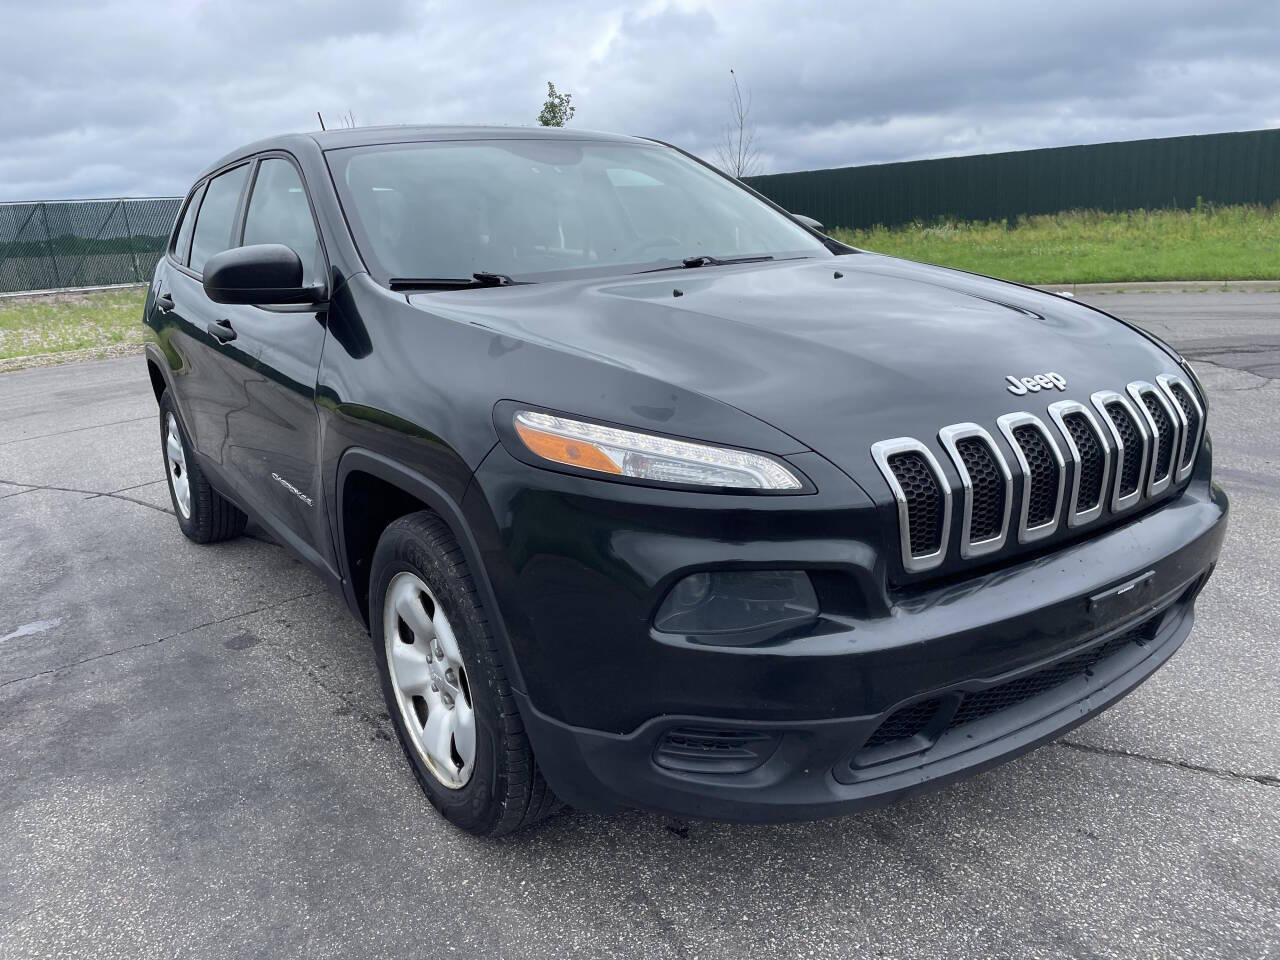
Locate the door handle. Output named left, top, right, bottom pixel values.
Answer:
left=207, top=318, right=238, bottom=343
left=156, top=292, right=175, bottom=313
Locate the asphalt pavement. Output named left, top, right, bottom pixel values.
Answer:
left=1, top=290, right=1277, bottom=959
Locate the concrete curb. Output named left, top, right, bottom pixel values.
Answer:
left=1034, top=279, right=1280, bottom=296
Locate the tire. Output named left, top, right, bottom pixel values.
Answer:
left=370, top=511, right=559, bottom=836
left=158, top=389, right=247, bottom=544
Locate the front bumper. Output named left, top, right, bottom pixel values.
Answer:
left=468, top=443, right=1227, bottom=821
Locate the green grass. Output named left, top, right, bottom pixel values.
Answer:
left=830, top=204, right=1280, bottom=285
left=0, top=206, right=1276, bottom=370
left=0, top=286, right=146, bottom=366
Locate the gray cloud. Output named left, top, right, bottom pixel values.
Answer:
left=1, top=0, right=1277, bottom=200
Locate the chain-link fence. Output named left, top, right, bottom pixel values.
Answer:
left=0, top=197, right=182, bottom=294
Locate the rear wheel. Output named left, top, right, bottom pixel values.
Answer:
left=158, top=390, right=247, bottom=543
left=370, top=511, right=559, bottom=835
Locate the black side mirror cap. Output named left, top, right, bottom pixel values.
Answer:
left=202, top=244, right=324, bottom=305
left=791, top=214, right=826, bottom=235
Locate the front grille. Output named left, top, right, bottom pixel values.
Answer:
left=872, top=375, right=1195, bottom=574
left=887, top=452, right=945, bottom=557
left=956, top=437, right=1006, bottom=542
left=1105, top=401, right=1144, bottom=497
left=1012, top=425, right=1059, bottom=526
left=857, top=618, right=1158, bottom=762
left=1062, top=412, right=1105, bottom=511
left=1167, top=382, right=1200, bottom=470
left=1142, top=391, right=1176, bottom=483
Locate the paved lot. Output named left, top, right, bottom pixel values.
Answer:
left=2, top=290, right=1278, bottom=959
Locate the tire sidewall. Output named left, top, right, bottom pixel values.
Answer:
left=158, top=390, right=207, bottom=541
left=370, top=525, right=504, bottom=833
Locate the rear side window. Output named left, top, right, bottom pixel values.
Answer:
left=242, top=158, right=323, bottom=286
left=189, top=164, right=249, bottom=274
left=170, top=182, right=206, bottom=266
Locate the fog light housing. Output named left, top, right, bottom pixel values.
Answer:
left=653, top=570, right=819, bottom=645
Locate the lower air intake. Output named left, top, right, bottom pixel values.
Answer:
left=856, top=617, right=1160, bottom=764
left=653, top=726, right=779, bottom=775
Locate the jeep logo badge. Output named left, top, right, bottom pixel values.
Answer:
left=1005, top=371, right=1067, bottom=395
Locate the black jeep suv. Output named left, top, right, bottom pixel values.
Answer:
left=143, top=125, right=1227, bottom=835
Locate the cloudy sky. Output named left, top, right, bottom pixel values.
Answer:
left=2, top=0, right=1278, bottom=201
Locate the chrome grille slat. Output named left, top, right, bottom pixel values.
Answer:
left=1127, top=381, right=1180, bottom=496
left=1091, top=390, right=1148, bottom=511
left=1047, top=400, right=1111, bottom=527
left=996, top=412, right=1065, bottom=543
left=938, top=423, right=1012, bottom=558
left=1156, top=373, right=1204, bottom=484
left=871, top=438, right=952, bottom=573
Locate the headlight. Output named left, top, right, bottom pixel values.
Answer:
left=511, top=410, right=804, bottom=491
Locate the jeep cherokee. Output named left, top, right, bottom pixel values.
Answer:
left=143, top=126, right=1228, bottom=835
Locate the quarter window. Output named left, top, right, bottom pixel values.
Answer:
left=170, top=182, right=206, bottom=266
left=242, top=158, right=322, bottom=286
left=189, top=164, right=249, bottom=274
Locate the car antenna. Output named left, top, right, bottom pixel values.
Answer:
left=316, top=111, right=326, bottom=131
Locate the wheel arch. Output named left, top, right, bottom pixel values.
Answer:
left=335, top=447, right=527, bottom=693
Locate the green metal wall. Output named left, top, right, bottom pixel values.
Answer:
left=0, top=198, right=181, bottom=294
left=745, top=128, right=1280, bottom=231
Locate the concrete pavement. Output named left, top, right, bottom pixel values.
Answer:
left=1, top=291, right=1277, bottom=959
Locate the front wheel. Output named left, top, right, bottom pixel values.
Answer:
left=370, top=511, right=559, bottom=836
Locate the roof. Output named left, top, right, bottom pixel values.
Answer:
left=198, top=124, right=647, bottom=180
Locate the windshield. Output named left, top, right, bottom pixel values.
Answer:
left=325, top=138, right=831, bottom=283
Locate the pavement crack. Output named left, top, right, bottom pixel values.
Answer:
left=0, top=476, right=172, bottom=515
left=0, top=589, right=326, bottom=692
left=268, top=645, right=395, bottom=742
left=1059, top=739, right=1279, bottom=788
left=0, top=414, right=152, bottom=447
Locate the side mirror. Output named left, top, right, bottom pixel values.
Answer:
left=792, top=214, right=826, bottom=235
left=202, top=244, right=323, bottom=305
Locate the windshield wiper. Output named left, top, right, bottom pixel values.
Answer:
left=390, top=272, right=528, bottom=291
left=637, top=254, right=775, bottom=274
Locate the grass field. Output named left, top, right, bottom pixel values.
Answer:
left=0, top=205, right=1277, bottom=370
left=831, top=204, right=1280, bottom=285
left=0, top=286, right=146, bottom=371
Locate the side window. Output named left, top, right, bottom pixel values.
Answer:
left=242, top=158, right=323, bottom=286
left=189, top=164, right=249, bottom=274
left=170, top=182, right=206, bottom=266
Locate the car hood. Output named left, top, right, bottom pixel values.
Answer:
left=407, top=254, right=1178, bottom=481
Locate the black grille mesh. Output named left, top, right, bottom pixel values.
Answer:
left=947, top=630, right=1140, bottom=728
left=956, top=437, right=1006, bottom=542
left=1169, top=383, right=1200, bottom=469
left=860, top=619, right=1157, bottom=756
left=1106, top=402, right=1143, bottom=497
left=862, top=698, right=942, bottom=748
left=1012, top=425, right=1059, bottom=526
left=1142, top=392, right=1175, bottom=482
left=1062, top=413, right=1105, bottom=512
left=888, top=452, right=944, bottom=557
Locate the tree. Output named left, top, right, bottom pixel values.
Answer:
left=537, top=82, right=576, bottom=127
left=713, top=69, right=761, bottom=179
